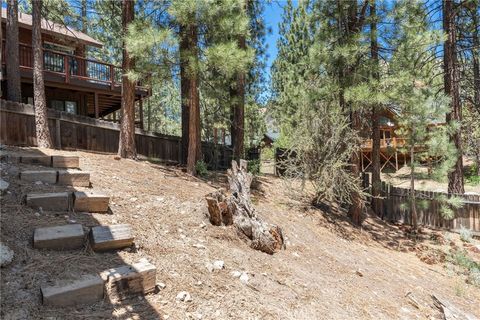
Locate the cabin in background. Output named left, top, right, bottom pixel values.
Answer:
left=0, top=8, right=150, bottom=127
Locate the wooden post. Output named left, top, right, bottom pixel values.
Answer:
left=361, top=151, right=364, bottom=171
left=64, top=55, right=70, bottom=83
left=395, top=150, right=398, bottom=171
left=139, top=98, right=144, bottom=130
left=55, top=118, right=61, bottom=149
left=110, top=65, right=114, bottom=90
left=94, top=92, right=99, bottom=118
left=147, top=97, right=151, bottom=131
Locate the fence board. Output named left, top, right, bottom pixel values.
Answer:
left=1, top=100, right=231, bottom=169
left=378, top=182, right=480, bottom=232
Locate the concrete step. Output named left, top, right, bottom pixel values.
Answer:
left=26, top=192, right=70, bottom=211
left=52, top=156, right=79, bottom=169
left=41, top=274, right=104, bottom=307
left=20, top=155, right=52, bottom=166
left=89, top=224, right=134, bottom=251
left=34, top=224, right=85, bottom=250
left=17, top=155, right=80, bottom=168
left=73, top=191, right=109, bottom=213
left=58, top=170, right=90, bottom=187
left=20, top=170, right=57, bottom=184
left=100, top=259, right=156, bottom=299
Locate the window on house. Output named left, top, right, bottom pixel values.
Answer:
left=65, top=101, right=77, bottom=114
left=51, top=100, right=64, bottom=111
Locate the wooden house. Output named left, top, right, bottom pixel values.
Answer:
left=360, top=106, right=444, bottom=172
left=1, top=9, right=149, bottom=124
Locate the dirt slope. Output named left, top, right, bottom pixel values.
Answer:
left=1, top=147, right=479, bottom=320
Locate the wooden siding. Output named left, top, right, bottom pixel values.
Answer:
left=0, top=100, right=232, bottom=169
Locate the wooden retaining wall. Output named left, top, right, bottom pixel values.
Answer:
left=0, top=99, right=232, bottom=169
left=377, top=181, right=480, bottom=232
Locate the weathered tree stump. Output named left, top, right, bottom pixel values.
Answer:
left=206, top=160, right=285, bottom=254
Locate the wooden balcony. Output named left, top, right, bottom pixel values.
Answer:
left=1, top=42, right=150, bottom=116
left=361, top=137, right=406, bottom=152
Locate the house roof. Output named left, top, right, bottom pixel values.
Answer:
left=1, top=8, right=103, bottom=48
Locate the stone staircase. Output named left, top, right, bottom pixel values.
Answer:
left=5, top=154, right=157, bottom=307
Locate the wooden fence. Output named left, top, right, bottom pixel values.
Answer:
left=0, top=100, right=232, bottom=169
left=374, top=180, right=480, bottom=232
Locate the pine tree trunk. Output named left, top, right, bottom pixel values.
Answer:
left=443, top=0, right=465, bottom=194
left=230, top=44, right=246, bottom=160
left=410, top=145, right=418, bottom=230
left=186, top=23, right=201, bottom=175
left=6, top=0, right=22, bottom=102
left=370, top=0, right=382, bottom=216
left=81, top=0, right=87, bottom=33
left=348, top=111, right=363, bottom=226
left=180, top=24, right=190, bottom=165
left=473, top=7, right=480, bottom=113
left=117, top=0, right=137, bottom=159
left=32, top=0, right=52, bottom=149
left=0, top=0, right=2, bottom=97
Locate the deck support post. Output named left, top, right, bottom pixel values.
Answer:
left=139, top=98, right=144, bottom=130
left=395, top=151, right=398, bottom=171
left=361, top=151, right=364, bottom=171
left=55, top=118, right=61, bottom=149
left=94, top=92, right=99, bottom=118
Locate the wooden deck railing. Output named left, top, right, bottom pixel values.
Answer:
left=2, top=42, right=138, bottom=90
left=361, top=137, right=406, bottom=150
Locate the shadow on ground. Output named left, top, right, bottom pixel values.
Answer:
left=0, top=147, right=162, bottom=319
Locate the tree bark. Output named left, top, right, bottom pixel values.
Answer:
left=472, top=4, right=480, bottom=114
left=232, top=37, right=246, bottom=161
left=32, top=0, right=52, bottom=148
left=0, top=0, right=2, bottom=98
left=443, top=0, right=464, bottom=194
left=117, top=0, right=137, bottom=159
left=81, top=0, right=87, bottom=33
left=186, top=22, right=201, bottom=175
left=6, top=0, right=22, bottom=102
left=410, top=145, right=418, bottom=230
left=179, top=24, right=190, bottom=165
left=370, top=0, right=382, bottom=217
left=206, top=160, right=285, bottom=254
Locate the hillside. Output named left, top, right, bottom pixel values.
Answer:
left=1, top=147, right=480, bottom=320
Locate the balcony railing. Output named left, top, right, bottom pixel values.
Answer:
left=2, top=42, right=125, bottom=89
left=361, top=137, right=406, bottom=150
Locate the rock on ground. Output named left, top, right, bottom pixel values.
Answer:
left=0, top=243, right=14, bottom=267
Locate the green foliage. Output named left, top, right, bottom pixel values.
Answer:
left=247, top=159, right=261, bottom=175
left=437, top=195, right=464, bottom=220
left=281, top=102, right=365, bottom=206
left=459, top=225, right=473, bottom=243
left=195, top=160, right=208, bottom=177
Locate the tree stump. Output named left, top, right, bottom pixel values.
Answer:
left=206, top=160, right=285, bottom=254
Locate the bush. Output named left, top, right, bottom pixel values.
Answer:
left=459, top=225, right=472, bottom=243
left=281, top=102, right=366, bottom=206
left=248, top=159, right=261, bottom=175
left=195, top=160, right=208, bottom=177
left=469, top=268, right=480, bottom=287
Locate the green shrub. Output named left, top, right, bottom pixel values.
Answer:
left=459, top=226, right=472, bottom=243
left=248, top=159, right=261, bottom=175
left=469, top=268, right=480, bottom=287
left=465, top=164, right=480, bottom=186
left=195, top=160, right=208, bottom=177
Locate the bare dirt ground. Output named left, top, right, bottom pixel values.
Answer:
left=382, top=163, right=480, bottom=194
left=1, top=147, right=480, bottom=320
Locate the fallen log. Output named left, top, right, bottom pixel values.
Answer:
left=432, top=294, right=476, bottom=320
left=206, top=160, right=285, bottom=254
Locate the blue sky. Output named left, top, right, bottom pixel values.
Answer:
left=262, top=1, right=286, bottom=79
